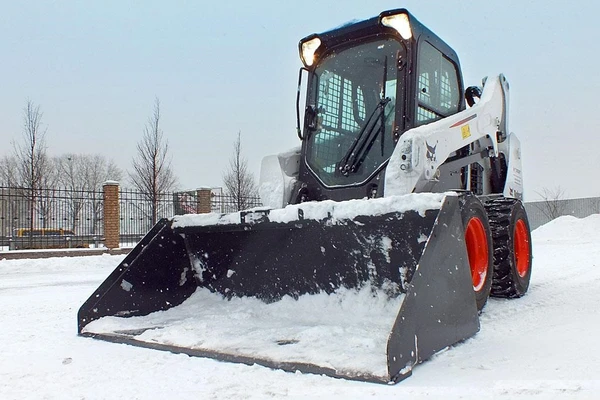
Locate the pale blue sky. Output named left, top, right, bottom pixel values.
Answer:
left=1, top=0, right=599, bottom=200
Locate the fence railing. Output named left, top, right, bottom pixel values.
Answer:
left=8, top=183, right=595, bottom=250
left=119, top=189, right=175, bottom=244
left=0, top=185, right=263, bottom=251
left=524, top=196, right=600, bottom=230
left=0, top=186, right=104, bottom=235
left=211, top=192, right=263, bottom=214
left=0, top=186, right=105, bottom=250
left=172, top=189, right=262, bottom=215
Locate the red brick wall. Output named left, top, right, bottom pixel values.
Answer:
left=103, top=182, right=120, bottom=249
left=197, top=189, right=212, bottom=214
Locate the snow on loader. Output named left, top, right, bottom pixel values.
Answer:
left=78, top=9, right=532, bottom=384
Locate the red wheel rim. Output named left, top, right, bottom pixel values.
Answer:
left=465, top=217, right=489, bottom=291
left=514, top=219, right=530, bottom=278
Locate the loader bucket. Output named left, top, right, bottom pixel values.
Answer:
left=78, top=193, right=479, bottom=384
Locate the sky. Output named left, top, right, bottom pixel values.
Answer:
left=1, top=0, right=599, bottom=200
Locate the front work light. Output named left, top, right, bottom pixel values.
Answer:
left=381, top=13, right=413, bottom=40
left=300, top=37, right=322, bottom=67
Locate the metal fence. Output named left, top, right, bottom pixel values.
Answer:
left=0, top=186, right=104, bottom=250
left=7, top=183, right=594, bottom=250
left=524, top=197, right=600, bottom=230
left=211, top=192, right=263, bottom=213
left=118, top=190, right=262, bottom=246
left=172, top=189, right=263, bottom=215
left=1, top=186, right=264, bottom=251
left=119, top=189, right=175, bottom=246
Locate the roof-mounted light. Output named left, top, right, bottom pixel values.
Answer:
left=381, top=13, right=412, bottom=40
left=300, top=37, right=321, bottom=67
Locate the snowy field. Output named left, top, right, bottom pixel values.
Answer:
left=1, top=215, right=600, bottom=399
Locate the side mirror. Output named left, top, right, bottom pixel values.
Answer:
left=304, top=105, right=319, bottom=132
left=296, top=67, right=309, bottom=140
left=465, top=86, right=482, bottom=107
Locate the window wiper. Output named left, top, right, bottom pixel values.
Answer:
left=338, top=97, right=390, bottom=176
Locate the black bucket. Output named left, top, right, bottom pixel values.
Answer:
left=78, top=194, right=479, bottom=383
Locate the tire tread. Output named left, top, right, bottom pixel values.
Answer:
left=485, top=198, right=532, bottom=298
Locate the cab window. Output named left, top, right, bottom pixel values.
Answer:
left=416, top=41, right=460, bottom=124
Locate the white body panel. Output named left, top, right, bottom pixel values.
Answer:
left=385, top=74, right=519, bottom=198
left=258, top=147, right=301, bottom=208
left=503, top=133, right=524, bottom=199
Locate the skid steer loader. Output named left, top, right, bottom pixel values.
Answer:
left=78, top=9, right=532, bottom=384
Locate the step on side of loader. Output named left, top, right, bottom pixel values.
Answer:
left=78, top=193, right=480, bottom=383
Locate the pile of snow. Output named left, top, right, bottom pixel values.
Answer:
left=1, top=214, right=600, bottom=398
left=84, top=283, right=404, bottom=378
left=173, top=192, right=447, bottom=227
left=532, top=213, right=600, bottom=243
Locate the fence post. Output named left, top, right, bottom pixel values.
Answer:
left=197, top=188, right=212, bottom=214
left=103, top=181, right=120, bottom=249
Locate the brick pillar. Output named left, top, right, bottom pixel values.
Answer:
left=103, top=181, right=120, bottom=249
left=197, top=188, right=212, bottom=214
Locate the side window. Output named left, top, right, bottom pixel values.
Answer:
left=416, top=41, right=460, bottom=125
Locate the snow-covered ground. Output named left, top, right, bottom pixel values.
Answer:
left=1, top=215, right=600, bottom=399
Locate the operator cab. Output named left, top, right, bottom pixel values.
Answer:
left=295, top=9, right=465, bottom=203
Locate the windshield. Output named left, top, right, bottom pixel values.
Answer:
left=305, top=38, right=404, bottom=187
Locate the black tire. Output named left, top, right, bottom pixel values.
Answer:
left=459, top=195, right=494, bottom=311
left=486, top=198, right=532, bottom=297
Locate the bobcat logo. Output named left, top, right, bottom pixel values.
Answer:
left=426, top=141, right=437, bottom=162
left=508, top=187, right=524, bottom=200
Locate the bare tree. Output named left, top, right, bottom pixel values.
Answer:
left=223, top=131, right=258, bottom=211
left=0, top=156, right=20, bottom=236
left=0, top=155, right=19, bottom=186
left=83, top=155, right=123, bottom=191
left=56, top=154, right=88, bottom=231
left=56, top=153, right=123, bottom=233
left=36, top=157, right=59, bottom=229
left=12, top=100, right=53, bottom=233
left=14, top=101, right=49, bottom=188
left=128, top=98, right=177, bottom=224
left=535, top=186, right=567, bottom=220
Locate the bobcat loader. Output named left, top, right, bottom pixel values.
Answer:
left=78, top=9, right=532, bottom=384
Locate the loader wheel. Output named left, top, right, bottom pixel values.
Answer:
left=486, top=199, right=532, bottom=297
left=460, top=195, right=494, bottom=311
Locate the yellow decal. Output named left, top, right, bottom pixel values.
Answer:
left=461, top=124, right=471, bottom=139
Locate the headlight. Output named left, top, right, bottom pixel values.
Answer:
left=381, top=13, right=413, bottom=40
left=300, top=37, right=321, bottom=67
